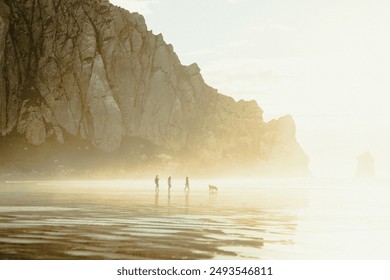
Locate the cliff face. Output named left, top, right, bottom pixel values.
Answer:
left=0, top=0, right=308, bottom=174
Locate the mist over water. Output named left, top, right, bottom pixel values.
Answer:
left=1, top=178, right=389, bottom=259
left=1, top=0, right=389, bottom=261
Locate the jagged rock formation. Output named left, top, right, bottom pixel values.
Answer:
left=0, top=0, right=308, bottom=175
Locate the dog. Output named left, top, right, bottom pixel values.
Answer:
left=208, top=185, right=218, bottom=192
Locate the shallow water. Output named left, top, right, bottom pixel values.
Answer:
left=0, top=178, right=389, bottom=259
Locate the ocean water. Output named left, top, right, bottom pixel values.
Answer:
left=0, top=178, right=389, bottom=259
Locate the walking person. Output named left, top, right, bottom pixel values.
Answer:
left=155, top=175, right=159, bottom=191
left=184, top=176, right=190, bottom=191
left=168, top=176, right=172, bottom=191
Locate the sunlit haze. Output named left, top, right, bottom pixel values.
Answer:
left=110, top=0, right=390, bottom=178
left=3, top=0, right=390, bottom=265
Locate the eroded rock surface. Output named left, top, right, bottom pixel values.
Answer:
left=0, top=0, right=308, bottom=174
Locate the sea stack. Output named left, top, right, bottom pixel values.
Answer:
left=356, top=152, right=375, bottom=177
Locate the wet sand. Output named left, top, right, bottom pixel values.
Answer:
left=0, top=180, right=299, bottom=259
left=1, top=178, right=389, bottom=259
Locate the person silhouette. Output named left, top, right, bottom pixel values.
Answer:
left=184, top=176, right=190, bottom=191
left=154, top=175, right=159, bottom=191
left=168, top=176, right=172, bottom=191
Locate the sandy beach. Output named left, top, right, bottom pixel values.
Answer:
left=0, top=178, right=389, bottom=259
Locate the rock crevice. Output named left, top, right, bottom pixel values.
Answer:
left=0, top=0, right=308, bottom=174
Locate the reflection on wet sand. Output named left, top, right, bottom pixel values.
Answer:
left=208, top=191, right=218, bottom=206
left=0, top=181, right=298, bottom=260
left=185, top=190, right=189, bottom=214
left=154, top=189, right=159, bottom=207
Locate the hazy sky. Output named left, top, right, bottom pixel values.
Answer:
left=110, top=0, right=390, bottom=177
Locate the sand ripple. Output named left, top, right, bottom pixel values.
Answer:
left=0, top=182, right=297, bottom=259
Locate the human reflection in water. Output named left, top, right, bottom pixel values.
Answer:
left=154, top=188, right=159, bottom=206
left=168, top=190, right=171, bottom=207
left=184, top=190, right=190, bottom=214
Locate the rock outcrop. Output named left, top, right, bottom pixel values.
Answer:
left=0, top=0, right=308, bottom=175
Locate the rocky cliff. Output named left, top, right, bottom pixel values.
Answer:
left=0, top=0, right=308, bottom=176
